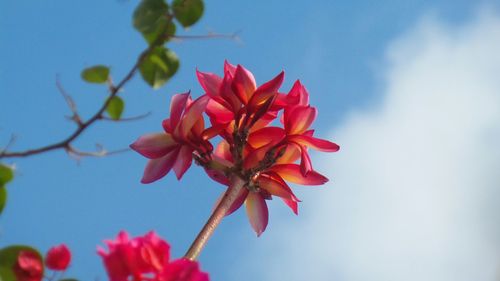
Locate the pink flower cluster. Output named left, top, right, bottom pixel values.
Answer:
left=131, top=61, right=339, bottom=235
left=13, top=244, right=71, bottom=281
left=98, top=231, right=208, bottom=281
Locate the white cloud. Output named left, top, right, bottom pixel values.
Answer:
left=235, top=10, right=500, bottom=281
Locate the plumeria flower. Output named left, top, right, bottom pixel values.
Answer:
left=98, top=231, right=209, bottom=281
left=132, top=61, right=339, bottom=237
left=131, top=92, right=212, bottom=183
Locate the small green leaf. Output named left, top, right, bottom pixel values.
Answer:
left=0, top=246, right=44, bottom=280
left=81, top=65, right=110, bottom=84
left=139, top=47, right=179, bottom=89
left=172, top=0, right=204, bottom=27
left=142, top=20, right=176, bottom=45
left=0, top=164, right=13, bottom=185
left=133, top=0, right=174, bottom=45
left=106, top=96, right=124, bottom=120
left=0, top=187, right=6, bottom=215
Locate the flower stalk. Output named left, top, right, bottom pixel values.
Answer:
left=184, top=175, right=246, bottom=260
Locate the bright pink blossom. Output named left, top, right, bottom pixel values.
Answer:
left=132, top=61, right=339, bottom=236
left=45, top=244, right=71, bottom=271
left=98, top=231, right=209, bottom=281
left=13, top=250, right=43, bottom=281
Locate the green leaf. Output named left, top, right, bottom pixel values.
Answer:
left=139, top=47, right=179, bottom=89
left=106, top=96, right=124, bottom=120
left=133, top=0, right=174, bottom=45
left=0, top=246, right=43, bottom=281
left=172, top=0, right=204, bottom=27
left=0, top=187, right=6, bottom=215
left=143, top=20, right=176, bottom=45
left=0, top=164, right=13, bottom=185
left=81, top=65, right=110, bottom=84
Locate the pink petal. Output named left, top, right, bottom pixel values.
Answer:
left=282, top=198, right=298, bottom=215
left=275, top=143, right=301, bottom=164
left=299, top=145, right=313, bottom=175
left=243, top=143, right=274, bottom=170
left=219, top=72, right=241, bottom=113
left=270, top=164, right=329, bottom=185
left=205, top=99, right=234, bottom=124
left=214, top=140, right=233, bottom=162
left=287, top=80, right=309, bottom=106
left=286, top=106, right=317, bottom=135
left=179, top=95, right=210, bottom=138
left=224, top=60, right=237, bottom=76
left=130, top=133, right=177, bottom=159
left=232, top=64, right=256, bottom=104
left=248, top=71, right=284, bottom=111
left=141, top=148, right=180, bottom=184
left=248, top=127, right=285, bottom=148
left=257, top=173, right=299, bottom=202
left=172, top=145, right=194, bottom=180
left=196, top=69, right=222, bottom=98
left=288, top=135, right=340, bottom=152
left=245, top=192, right=269, bottom=236
left=170, top=92, right=190, bottom=129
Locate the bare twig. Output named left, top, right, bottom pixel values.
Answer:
left=100, top=112, right=152, bottom=122
left=172, top=30, right=241, bottom=43
left=56, top=76, right=83, bottom=126
left=0, top=47, right=153, bottom=159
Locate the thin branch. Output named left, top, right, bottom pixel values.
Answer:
left=0, top=47, right=153, bottom=159
left=100, top=111, right=152, bottom=122
left=56, top=76, right=83, bottom=126
left=172, top=30, right=241, bottom=43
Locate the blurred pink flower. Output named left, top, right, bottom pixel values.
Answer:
left=98, top=231, right=209, bottom=281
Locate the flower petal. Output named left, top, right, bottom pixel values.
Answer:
left=288, top=135, right=340, bottom=152
left=179, top=95, right=210, bottom=138
left=299, top=145, right=313, bottom=175
left=172, top=145, right=194, bottom=180
left=224, top=60, right=237, bottom=76
left=275, top=143, right=301, bottom=164
left=130, top=133, right=177, bottom=159
left=141, top=148, right=179, bottom=184
left=248, top=127, right=285, bottom=148
left=205, top=99, right=234, bottom=124
left=257, top=173, right=299, bottom=202
left=196, top=69, right=222, bottom=98
left=248, top=71, right=284, bottom=111
left=232, top=64, right=256, bottom=104
left=282, top=198, right=298, bottom=215
left=170, top=92, right=190, bottom=129
left=245, top=192, right=269, bottom=236
left=286, top=106, right=317, bottom=135
left=270, top=164, right=329, bottom=185
left=287, top=80, right=309, bottom=106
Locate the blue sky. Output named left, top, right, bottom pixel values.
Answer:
left=2, top=1, right=500, bottom=281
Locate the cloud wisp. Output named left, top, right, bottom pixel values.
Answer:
left=236, top=10, right=500, bottom=281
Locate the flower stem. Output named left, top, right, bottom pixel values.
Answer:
left=184, top=175, right=245, bottom=260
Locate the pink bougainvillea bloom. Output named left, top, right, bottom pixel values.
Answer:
left=98, top=231, right=209, bottom=281
left=45, top=244, right=71, bottom=271
left=13, top=250, right=43, bottom=281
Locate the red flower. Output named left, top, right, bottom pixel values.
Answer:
left=130, top=92, right=212, bottom=183
left=98, top=231, right=209, bottom=281
left=13, top=250, right=43, bottom=281
left=132, top=61, right=339, bottom=236
left=45, top=244, right=71, bottom=271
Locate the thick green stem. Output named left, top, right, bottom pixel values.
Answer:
left=184, top=175, right=245, bottom=260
